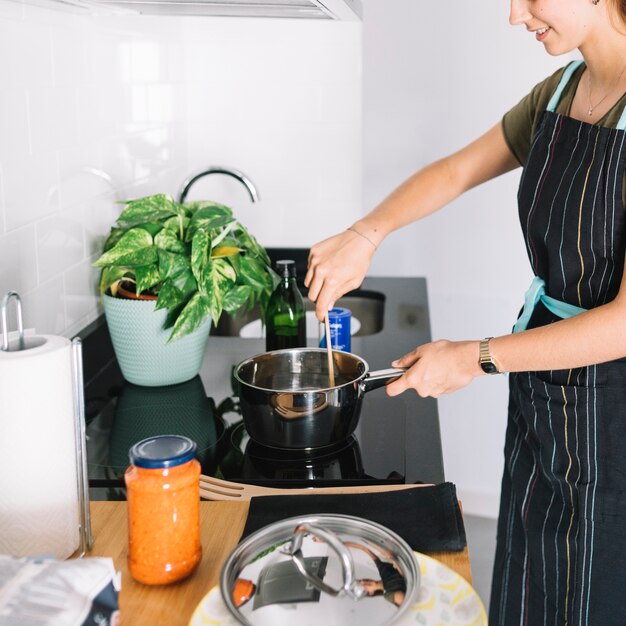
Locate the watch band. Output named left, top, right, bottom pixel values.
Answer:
left=479, top=337, right=500, bottom=374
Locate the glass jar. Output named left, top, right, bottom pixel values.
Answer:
left=125, top=435, right=202, bottom=585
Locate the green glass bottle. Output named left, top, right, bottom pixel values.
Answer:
left=265, top=260, right=306, bottom=351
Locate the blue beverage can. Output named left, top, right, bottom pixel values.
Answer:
left=319, top=307, right=351, bottom=352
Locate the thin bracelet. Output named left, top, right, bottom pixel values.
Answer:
left=347, top=226, right=378, bottom=250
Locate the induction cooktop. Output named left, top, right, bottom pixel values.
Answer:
left=85, top=371, right=414, bottom=498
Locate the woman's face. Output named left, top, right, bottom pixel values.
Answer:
left=509, top=0, right=601, bottom=56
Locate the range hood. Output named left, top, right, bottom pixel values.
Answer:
left=90, top=0, right=362, bottom=19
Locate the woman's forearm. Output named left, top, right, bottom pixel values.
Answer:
left=491, top=300, right=626, bottom=373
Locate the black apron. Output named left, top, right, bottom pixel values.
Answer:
left=490, top=61, right=626, bottom=625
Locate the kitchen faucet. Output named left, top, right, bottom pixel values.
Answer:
left=177, top=166, right=260, bottom=204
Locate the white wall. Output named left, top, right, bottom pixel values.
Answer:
left=181, top=19, right=363, bottom=249
left=0, top=2, right=188, bottom=336
left=0, top=2, right=362, bottom=337
left=361, top=0, right=575, bottom=517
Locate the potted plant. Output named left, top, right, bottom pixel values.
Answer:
left=94, top=193, right=277, bottom=386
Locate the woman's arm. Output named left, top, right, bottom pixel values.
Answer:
left=386, top=253, right=626, bottom=398
left=305, top=122, right=521, bottom=320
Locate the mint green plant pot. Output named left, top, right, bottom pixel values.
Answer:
left=103, top=293, right=211, bottom=387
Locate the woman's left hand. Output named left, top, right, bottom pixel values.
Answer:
left=386, top=340, right=483, bottom=398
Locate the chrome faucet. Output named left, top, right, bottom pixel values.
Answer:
left=177, top=166, right=260, bottom=204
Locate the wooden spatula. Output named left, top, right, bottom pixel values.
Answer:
left=324, top=313, right=336, bottom=387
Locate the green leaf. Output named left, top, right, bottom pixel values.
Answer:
left=116, top=194, right=178, bottom=228
left=93, top=228, right=157, bottom=268
left=135, top=264, right=161, bottom=294
left=155, top=279, right=185, bottom=312
left=223, top=284, right=253, bottom=313
left=103, top=227, right=125, bottom=253
left=172, top=268, right=197, bottom=294
left=239, top=254, right=273, bottom=291
left=158, top=249, right=190, bottom=281
left=155, top=229, right=187, bottom=254
left=203, top=258, right=237, bottom=323
left=98, top=266, right=128, bottom=294
left=187, top=206, right=234, bottom=241
left=191, top=229, right=211, bottom=283
left=168, top=292, right=211, bottom=342
left=235, top=226, right=271, bottom=266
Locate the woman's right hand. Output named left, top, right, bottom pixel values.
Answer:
left=305, top=228, right=377, bottom=320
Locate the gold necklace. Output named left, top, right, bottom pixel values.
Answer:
left=587, top=65, right=626, bottom=116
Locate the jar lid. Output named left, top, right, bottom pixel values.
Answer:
left=129, top=435, right=197, bottom=469
left=219, top=514, right=420, bottom=626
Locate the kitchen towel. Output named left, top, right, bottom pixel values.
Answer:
left=0, top=332, right=80, bottom=559
left=241, top=482, right=466, bottom=552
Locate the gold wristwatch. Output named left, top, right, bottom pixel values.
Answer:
left=479, top=337, right=501, bottom=374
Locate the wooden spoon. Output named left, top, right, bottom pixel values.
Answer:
left=324, top=313, right=336, bottom=387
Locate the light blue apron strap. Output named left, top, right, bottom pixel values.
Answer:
left=541, top=294, right=587, bottom=319
left=513, top=276, right=546, bottom=333
left=616, top=104, right=626, bottom=131
left=546, top=60, right=584, bottom=113
left=513, top=276, right=587, bottom=333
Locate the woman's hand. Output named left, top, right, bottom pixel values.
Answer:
left=305, top=229, right=377, bottom=320
left=386, top=340, right=483, bottom=398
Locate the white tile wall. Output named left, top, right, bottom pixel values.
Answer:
left=181, top=18, right=363, bottom=250
left=0, top=3, right=362, bottom=337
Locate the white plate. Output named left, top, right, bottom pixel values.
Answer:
left=239, top=310, right=361, bottom=339
left=189, top=552, right=487, bottom=626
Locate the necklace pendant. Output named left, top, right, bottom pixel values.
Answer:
left=588, top=107, right=594, bottom=116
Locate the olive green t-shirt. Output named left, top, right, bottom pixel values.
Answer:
left=502, top=63, right=626, bottom=206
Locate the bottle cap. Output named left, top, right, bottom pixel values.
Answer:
left=129, top=435, right=197, bottom=469
left=275, top=259, right=296, bottom=278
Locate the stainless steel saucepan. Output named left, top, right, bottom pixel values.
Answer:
left=234, top=348, right=404, bottom=450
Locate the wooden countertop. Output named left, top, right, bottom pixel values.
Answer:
left=89, top=501, right=473, bottom=625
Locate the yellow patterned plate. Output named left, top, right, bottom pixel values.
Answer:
left=189, top=552, right=487, bottom=626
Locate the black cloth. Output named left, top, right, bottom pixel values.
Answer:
left=240, top=481, right=466, bottom=552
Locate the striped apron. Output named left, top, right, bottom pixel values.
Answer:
left=490, top=61, right=626, bottom=625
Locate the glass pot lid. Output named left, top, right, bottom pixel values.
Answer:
left=219, top=514, right=421, bottom=626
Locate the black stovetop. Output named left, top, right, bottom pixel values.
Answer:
left=82, top=277, right=444, bottom=499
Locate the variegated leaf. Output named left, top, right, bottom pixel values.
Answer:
left=155, top=279, right=184, bottom=311
left=168, top=292, right=211, bottom=342
left=223, top=284, right=253, bottom=313
left=116, top=194, right=178, bottom=228
left=191, top=229, right=210, bottom=283
left=98, top=266, right=129, bottom=294
left=239, top=255, right=273, bottom=291
left=155, top=229, right=187, bottom=254
left=135, top=264, right=161, bottom=294
left=93, top=228, right=156, bottom=268
left=158, top=249, right=190, bottom=281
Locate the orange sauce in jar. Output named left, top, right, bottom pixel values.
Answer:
left=125, top=435, right=202, bottom=585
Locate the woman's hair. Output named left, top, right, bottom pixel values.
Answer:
left=608, top=0, right=626, bottom=30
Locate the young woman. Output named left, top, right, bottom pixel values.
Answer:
left=305, top=1, right=626, bottom=622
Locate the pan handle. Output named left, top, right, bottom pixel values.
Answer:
left=360, top=367, right=406, bottom=393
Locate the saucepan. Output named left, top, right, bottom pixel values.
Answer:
left=234, top=348, right=405, bottom=450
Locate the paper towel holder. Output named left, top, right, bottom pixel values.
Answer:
left=1, top=291, right=93, bottom=557
left=1, top=291, right=25, bottom=351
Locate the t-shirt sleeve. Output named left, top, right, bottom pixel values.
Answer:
left=501, top=66, right=569, bottom=166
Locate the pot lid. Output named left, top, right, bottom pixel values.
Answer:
left=220, top=514, right=420, bottom=626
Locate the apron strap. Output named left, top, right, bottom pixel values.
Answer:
left=513, top=276, right=587, bottom=333
left=616, top=104, right=626, bottom=131
left=546, top=60, right=584, bottom=113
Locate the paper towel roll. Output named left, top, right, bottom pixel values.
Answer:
left=0, top=334, right=80, bottom=559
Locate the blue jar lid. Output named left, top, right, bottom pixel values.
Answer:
left=129, top=435, right=197, bottom=469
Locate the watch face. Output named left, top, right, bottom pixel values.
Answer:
left=481, top=361, right=498, bottom=374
